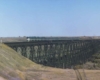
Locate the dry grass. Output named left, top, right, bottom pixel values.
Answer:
left=0, top=44, right=41, bottom=80
left=77, top=69, right=100, bottom=80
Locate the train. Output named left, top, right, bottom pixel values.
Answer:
left=26, top=36, right=96, bottom=42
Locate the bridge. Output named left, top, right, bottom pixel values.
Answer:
left=4, top=39, right=100, bottom=68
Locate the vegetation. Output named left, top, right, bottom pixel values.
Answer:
left=0, top=44, right=43, bottom=80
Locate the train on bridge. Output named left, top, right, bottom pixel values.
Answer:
left=26, top=36, right=93, bottom=42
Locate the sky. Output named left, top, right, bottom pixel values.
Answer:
left=0, top=0, right=100, bottom=37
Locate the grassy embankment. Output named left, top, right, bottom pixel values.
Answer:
left=0, top=44, right=45, bottom=80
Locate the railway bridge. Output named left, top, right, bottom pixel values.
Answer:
left=4, top=39, right=100, bottom=68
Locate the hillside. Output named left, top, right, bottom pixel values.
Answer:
left=0, top=44, right=39, bottom=80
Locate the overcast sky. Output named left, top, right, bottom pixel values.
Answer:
left=0, top=0, right=100, bottom=37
